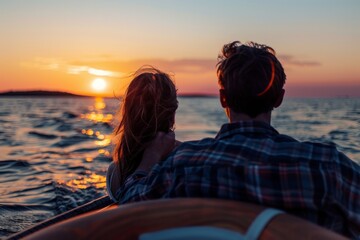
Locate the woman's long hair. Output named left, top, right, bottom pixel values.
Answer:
left=113, top=67, right=178, bottom=185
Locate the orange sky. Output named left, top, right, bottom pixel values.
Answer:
left=1, top=1, right=360, bottom=97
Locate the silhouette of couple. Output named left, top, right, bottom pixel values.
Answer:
left=106, top=41, right=360, bottom=238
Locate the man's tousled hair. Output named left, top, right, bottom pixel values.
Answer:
left=217, top=41, right=286, bottom=118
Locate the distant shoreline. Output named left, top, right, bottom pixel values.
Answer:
left=0, top=90, right=217, bottom=98
left=0, top=90, right=90, bottom=97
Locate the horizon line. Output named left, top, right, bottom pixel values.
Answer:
left=1, top=89, right=359, bottom=99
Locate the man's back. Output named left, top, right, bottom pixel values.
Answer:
left=116, top=41, right=360, bottom=238
left=119, top=121, right=360, bottom=237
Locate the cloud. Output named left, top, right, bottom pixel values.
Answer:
left=21, top=54, right=319, bottom=80
left=21, top=57, right=65, bottom=70
left=21, top=57, right=124, bottom=78
left=278, top=55, right=321, bottom=67
left=67, top=65, right=122, bottom=77
left=133, top=59, right=217, bottom=73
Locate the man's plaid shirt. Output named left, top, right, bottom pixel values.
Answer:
left=118, top=121, right=360, bottom=238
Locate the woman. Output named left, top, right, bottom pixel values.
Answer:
left=106, top=67, right=179, bottom=202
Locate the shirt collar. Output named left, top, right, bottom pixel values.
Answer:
left=215, top=121, right=279, bottom=140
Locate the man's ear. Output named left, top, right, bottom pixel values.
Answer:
left=219, top=89, right=227, bottom=108
left=274, top=89, right=285, bottom=108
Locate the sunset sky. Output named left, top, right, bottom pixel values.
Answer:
left=1, top=0, right=360, bottom=97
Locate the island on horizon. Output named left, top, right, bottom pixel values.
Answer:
left=0, top=90, right=90, bottom=98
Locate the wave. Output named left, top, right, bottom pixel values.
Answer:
left=1, top=97, right=359, bottom=238
left=0, top=160, right=31, bottom=169
left=52, top=134, right=95, bottom=147
left=28, top=131, right=58, bottom=139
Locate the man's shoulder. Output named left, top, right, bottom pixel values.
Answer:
left=172, top=132, right=352, bottom=163
left=177, top=137, right=217, bottom=148
left=276, top=132, right=336, bottom=148
left=276, top=135, right=353, bottom=164
left=291, top=137, right=340, bottom=153
left=177, top=134, right=338, bottom=151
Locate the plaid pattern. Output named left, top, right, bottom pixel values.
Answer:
left=118, top=121, right=360, bottom=238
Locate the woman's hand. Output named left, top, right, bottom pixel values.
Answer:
left=136, top=131, right=176, bottom=173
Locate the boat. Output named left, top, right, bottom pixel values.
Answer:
left=8, top=197, right=347, bottom=240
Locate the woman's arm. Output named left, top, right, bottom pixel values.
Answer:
left=136, top=131, right=178, bottom=173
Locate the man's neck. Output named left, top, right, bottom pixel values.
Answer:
left=228, top=109, right=272, bottom=124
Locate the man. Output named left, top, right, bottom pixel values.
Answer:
left=117, top=41, right=360, bottom=238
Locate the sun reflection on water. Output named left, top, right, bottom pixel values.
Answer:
left=58, top=97, right=113, bottom=190
left=94, top=97, right=106, bottom=110
left=95, top=137, right=111, bottom=147
left=81, top=98, right=113, bottom=123
left=81, top=128, right=111, bottom=146
left=98, top=149, right=111, bottom=156
left=59, top=173, right=106, bottom=190
left=81, top=112, right=113, bottom=123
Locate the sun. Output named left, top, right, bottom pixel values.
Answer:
left=91, top=78, right=107, bottom=92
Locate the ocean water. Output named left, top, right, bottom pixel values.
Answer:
left=0, top=96, right=359, bottom=237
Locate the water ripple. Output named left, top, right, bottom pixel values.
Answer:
left=28, top=131, right=58, bottom=139
left=0, top=97, right=359, bottom=238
